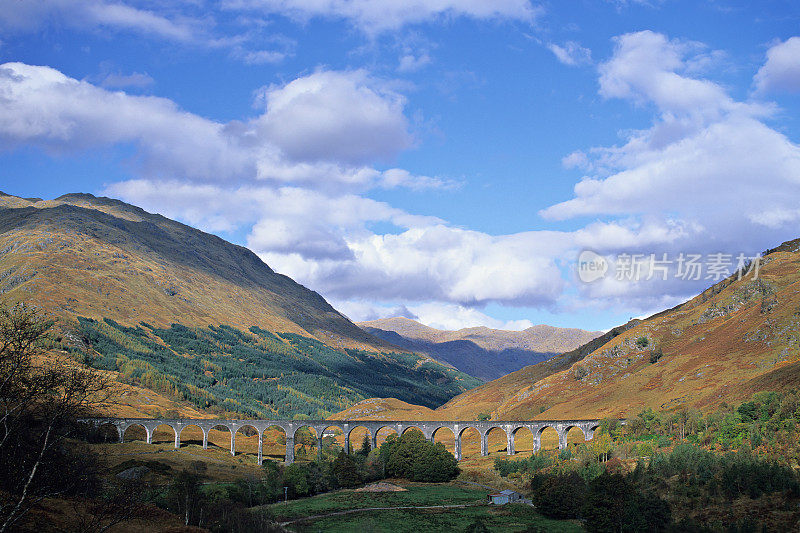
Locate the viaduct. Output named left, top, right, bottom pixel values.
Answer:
left=82, top=418, right=619, bottom=465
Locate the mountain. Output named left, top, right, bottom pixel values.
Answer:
left=0, top=192, right=384, bottom=349
left=339, top=237, right=800, bottom=421
left=358, top=317, right=601, bottom=381
left=0, top=192, right=481, bottom=418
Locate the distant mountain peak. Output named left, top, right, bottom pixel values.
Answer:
left=358, top=316, right=601, bottom=381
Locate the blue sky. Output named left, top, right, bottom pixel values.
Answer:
left=1, top=0, right=800, bottom=332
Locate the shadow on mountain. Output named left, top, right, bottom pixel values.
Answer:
left=362, top=326, right=552, bottom=381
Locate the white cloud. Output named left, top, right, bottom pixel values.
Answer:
left=0, top=62, right=254, bottom=181
left=0, top=0, right=197, bottom=41
left=410, top=303, right=533, bottom=331
left=334, top=300, right=534, bottom=331
left=0, top=62, right=447, bottom=191
left=256, top=225, right=569, bottom=307
left=331, top=300, right=419, bottom=323
left=254, top=70, right=412, bottom=165
left=539, top=30, right=800, bottom=309
left=223, top=0, right=540, bottom=34
left=398, top=53, right=432, bottom=73
left=597, top=31, right=767, bottom=119
left=754, top=37, right=800, bottom=93
left=231, top=48, right=289, bottom=65
left=547, top=41, right=592, bottom=66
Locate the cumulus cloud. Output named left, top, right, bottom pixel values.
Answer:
left=254, top=70, right=412, bottom=165
left=0, top=62, right=254, bottom=181
left=548, top=41, right=592, bottom=66
left=543, top=31, right=800, bottom=238
left=255, top=225, right=569, bottom=307
left=540, top=30, right=800, bottom=308
left=223, top=0, right=540, bottom=34
left=398, top=53, right=432, bottom=73
left=754, top=37, right=800, bottom=93
left=410, top=302, right=534, bottom=331
left=331, top=300, right=419, bottom=322
left=0, top=63, right=446, bottom=191
left=331, top=300, right=534, bottom=331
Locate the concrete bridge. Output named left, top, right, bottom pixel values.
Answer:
left=81, top=418, right=616, bottom=465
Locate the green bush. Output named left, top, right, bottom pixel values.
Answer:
left=379, top=431, right=459, bottom=482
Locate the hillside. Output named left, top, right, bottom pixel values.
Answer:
left=339, top=237, right=800, bottom=422
left=358, top=317, right=601, bottom=381
left=0, top=192, right=481, bottom=418
left=0, top=192, right=387, bottom=349
left=484, top=238, right=800, bottom=420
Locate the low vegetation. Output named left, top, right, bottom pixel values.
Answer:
left=493, top=392, right=800, bottom=531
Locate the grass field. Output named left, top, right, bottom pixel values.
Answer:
left=268, top=481, right=486, bottom=521
left=288, top=505, right=582, bottom=533
left=266, top=481, right=581, bottom=532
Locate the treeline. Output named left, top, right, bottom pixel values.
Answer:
left=129, top=429, right=459, bottom=531
left=72, top=318, right=480, bottom=419
left=527, top=444, right=799, bottom=532
left=494, top=392, right=800, bottom=531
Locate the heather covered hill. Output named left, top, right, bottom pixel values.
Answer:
left=0, top=192, right=482, bottom=418
left=358, top=316, right=601, bottom=381
left=0, top=192, right=387, bottom=349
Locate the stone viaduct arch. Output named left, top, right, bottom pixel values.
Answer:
left=80, top=418, right=618, bottom=465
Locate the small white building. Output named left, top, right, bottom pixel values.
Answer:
left=488, top=489, right=523, bottom=505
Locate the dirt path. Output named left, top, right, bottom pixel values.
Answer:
left=279, top=502, right=485, bottom=526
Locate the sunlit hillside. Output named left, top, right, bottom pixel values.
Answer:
left=337, top=238, right=800, bottom=421
left=0, top=192, right=387, bottom=350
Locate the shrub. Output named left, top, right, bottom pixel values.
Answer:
left=532, top=472, right=587, bottom=519
left=649, top=348, right=663, bottom=364
left=572, top=365, right=589, bottom=380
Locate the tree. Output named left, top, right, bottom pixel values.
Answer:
left=588, top=433, right=613, bottom=462
left=379, top=431, right=459, bottom=482
left=532, top=472, right=587, bottom=519
left=284, top=463, right=311, bottom=497
left=0, top=303, right=111, bottom=532
left=358, top=434, right=371, bottom=456
left=332, top=450, right=363, bottom=488
left=166, top=470, right=205, bottom=526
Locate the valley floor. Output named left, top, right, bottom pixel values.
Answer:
left=267, top=481, right=580, bottom=532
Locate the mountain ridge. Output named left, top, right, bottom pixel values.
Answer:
left=0, top=191, right=389, bottom=350
left=358, top=316, right=601, bottom=381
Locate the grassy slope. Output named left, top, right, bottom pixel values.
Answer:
left=0, top=191, right=483, bottom=419
left=0, top=192, right=388, bottom=350
left=334, top=321, right=638, bottom=420
left=491, top=239, right=800, bottom=420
